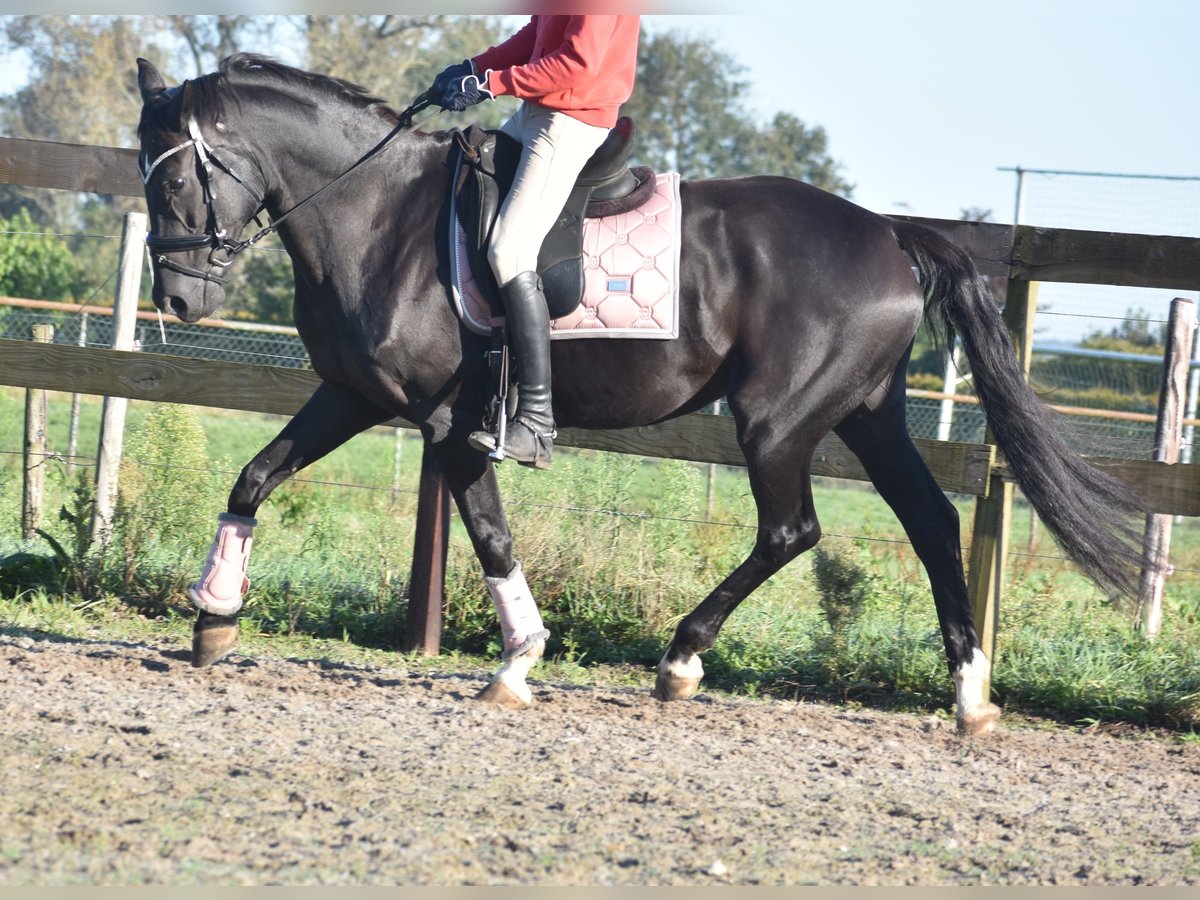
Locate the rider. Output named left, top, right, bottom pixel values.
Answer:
left=431, top=14, right=642, bottom=469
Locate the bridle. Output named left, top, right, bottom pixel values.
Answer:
left=140, top=89, right=435, bottom=286
left=140, top=115, right=263, bottom=285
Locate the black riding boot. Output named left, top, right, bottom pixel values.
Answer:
left=469, top=271, right=556, bottom=469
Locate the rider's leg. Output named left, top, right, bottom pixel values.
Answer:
left=469, top=103, right=608, bottom=468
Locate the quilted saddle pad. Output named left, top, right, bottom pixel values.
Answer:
left=450, top=171, right=682, bottom=340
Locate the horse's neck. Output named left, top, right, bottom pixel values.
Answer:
left=255, top=106, right=417, bottom=216
left=250, top=105, right=446, bottom=289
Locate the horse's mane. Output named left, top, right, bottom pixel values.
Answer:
left=216, top=53, right=402, bottom=124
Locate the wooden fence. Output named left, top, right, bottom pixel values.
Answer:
left=4, top=135, right=1200, bottom=684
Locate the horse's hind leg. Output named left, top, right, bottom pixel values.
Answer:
left=833, top=376, right=1001, bottom=735
left=655, top=425, right=824, bottom=701
left=191, top=382, right=393, bottom=667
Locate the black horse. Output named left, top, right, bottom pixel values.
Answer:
left=136, top=54, right=1143, bottom=735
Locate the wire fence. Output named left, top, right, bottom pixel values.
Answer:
left=0, top=302, right=311, bottom=369
left=0, top=299, right=1173, bottom=459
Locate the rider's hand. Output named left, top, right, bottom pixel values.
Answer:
left=430, top=59, right=474, bottom=101
left=439, top=72, right=495, bottom=112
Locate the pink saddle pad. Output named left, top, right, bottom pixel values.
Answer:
left=450, top=172, right=682, bottom=340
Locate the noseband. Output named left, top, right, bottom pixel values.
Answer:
left=141, top=91, right=435, bottom=288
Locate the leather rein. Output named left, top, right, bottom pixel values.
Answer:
left=140, top=90, right=435, bottom=285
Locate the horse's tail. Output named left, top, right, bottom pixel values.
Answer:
left=892, top=219, right=1146, bottom=598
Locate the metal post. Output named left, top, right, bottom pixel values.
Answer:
left=403, top=445, right=450, bottom=654
left=1181, top=327, right=1200, bottom=467
left=391, top=426, right=404, bottom=505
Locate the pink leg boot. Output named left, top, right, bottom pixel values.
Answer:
left=485, top=561, right=550, bottom=659
left=188, top=513, right=256, bottom=616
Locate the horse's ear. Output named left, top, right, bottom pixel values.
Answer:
left=137, top=58, right=167, bottom=103
left=177, top=79, right=198, bottom=125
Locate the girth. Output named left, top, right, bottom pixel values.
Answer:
left=452, top=116, right=657, bottom=319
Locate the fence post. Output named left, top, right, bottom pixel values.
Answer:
left=91, top=211, right=146, bottom=546
left=966, top=279, right=1038, bottom=692
left=403, top=445, right=450, bottom=654
left=21, top=324, right=54, bottom=540
left=1135, top=297, right=1196, bottom=637
left=66, top=312, right=88, bottom=475
left=937, top=343, right=959, bottom=441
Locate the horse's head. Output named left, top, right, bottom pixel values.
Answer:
left=136, top=58, right=263, bottom=323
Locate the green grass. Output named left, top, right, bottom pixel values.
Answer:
left=3, top=385, right=1200, bottom=732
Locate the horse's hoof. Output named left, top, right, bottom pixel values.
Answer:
left=653, top=652, right=703, bottom=701
left=476, top=678, right=532, bottom=710
left=652, top=671, right=702, bottom=702
left=957, top=702, right=1001, bottom=737
left=191, top=613, right=239, bottom=668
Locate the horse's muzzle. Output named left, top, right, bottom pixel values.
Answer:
left=153, top=279, right=224, bottom=324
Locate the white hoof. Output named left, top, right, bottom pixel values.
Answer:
left=653, top=653, right=704, bottom=701
left=958, top=702, right=1001, bottom=736
left=477, top=638, right=544, bottom=709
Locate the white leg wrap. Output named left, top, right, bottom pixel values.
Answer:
left=485, top=561, right=549, bottom=658
left=953, top=647, right=992, bottom=717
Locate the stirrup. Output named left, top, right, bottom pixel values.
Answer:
left=469, top=416, right=554, bottom=469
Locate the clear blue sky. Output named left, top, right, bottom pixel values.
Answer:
left=654, top=3, right=1199, bottom=225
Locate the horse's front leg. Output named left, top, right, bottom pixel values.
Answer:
left=427, top=436, right=549, bottom=709
left=191, top=382, right=393, bottom=667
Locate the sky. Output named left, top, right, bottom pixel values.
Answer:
left=660, top=2, right=1199, bottom=225
left=2, top=4, right=1197, bottom=340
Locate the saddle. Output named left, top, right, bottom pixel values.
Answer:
left=452, top=116, right=657, bottom=318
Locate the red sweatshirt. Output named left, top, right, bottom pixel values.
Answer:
left=473, top=15, right=641, bottom=128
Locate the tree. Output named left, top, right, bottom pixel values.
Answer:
left=621, top=29, right=852, bottom=195
left=0, top=207, right=80, bottom=300
left=300, top=15, right=512, bottom=129
left=165, top=15, right=278, bottom=76
left=728, top=112, right=852, bottom=194
left=0, top=16, right=166, bottom=227
left=1081, top=307, right=1165, bottom=355
left=621, top=29, right=749, bottom=179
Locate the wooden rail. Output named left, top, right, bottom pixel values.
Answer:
left=0, top=338, right=996, bottom=496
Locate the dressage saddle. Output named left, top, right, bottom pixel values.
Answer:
left=452, top=116, right=657, bottom=318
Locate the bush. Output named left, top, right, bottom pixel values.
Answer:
left=0, top=208, right=79, bottom=301
left=110, top=405, right=226, bottom=610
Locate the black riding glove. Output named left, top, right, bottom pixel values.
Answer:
left=440, top=72, right=495, bottom=112
left=430, top=59, right=474, bottom=101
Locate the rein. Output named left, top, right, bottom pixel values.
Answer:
left=143, top=89, right=436, bottom=284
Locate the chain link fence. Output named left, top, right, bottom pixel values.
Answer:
left=0, top=302, right=311, bottom=369
left=1, top=298, right=1169, bottom=459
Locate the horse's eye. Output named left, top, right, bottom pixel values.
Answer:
left=167, top=177, right=186, bottom=193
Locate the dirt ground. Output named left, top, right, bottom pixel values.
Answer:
left=1, top=629, right=1198, bottom=886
